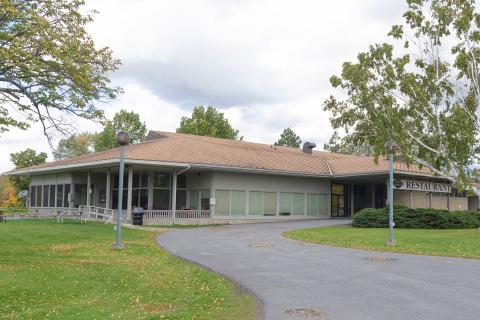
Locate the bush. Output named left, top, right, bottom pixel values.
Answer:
left=352, top=204, right=480, bottom=229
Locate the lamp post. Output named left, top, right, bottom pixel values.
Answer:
left=112, top=131, right=130, bottom=250
left=386, top=140, right=397, bottom=246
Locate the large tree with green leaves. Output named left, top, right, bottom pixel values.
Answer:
left=274, top=128, right=301, bottom=148
left=9, top=148, right=47, bottom=193
left=177, top=106, right=240, bottom=139
left=323, top=131, right=373, bottom=155
left=53, top=132, right=96, bottom=160
left=324, top=0, right=480, bottom=187
left=0, top=0, right=121, bottom=142
left=94, top=109, right=147, bottom=152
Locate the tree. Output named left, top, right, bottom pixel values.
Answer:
left=53, top=132, right=96, bottom=160
left=9, top=149, right=47, bottom=193
left=324, top=0, right=480, bottom=188
left=274, top=128, right=301, bottom=148
left=0, top=0, right=121, bottom=142
left=94, top=109, right=147, bottom=152
left=323, top=131, right=373, bottom=155
left=177, top=106, right=240, bottom=139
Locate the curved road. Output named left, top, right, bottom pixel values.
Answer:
left=157, top=220, right=480, bottom=320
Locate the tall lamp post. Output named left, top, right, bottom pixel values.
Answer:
left=112, top=131, right=130, bottom=250
left=386, top=140, right=397, bottom=246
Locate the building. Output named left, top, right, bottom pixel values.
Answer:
left=5, top=131, right=473, bottom=224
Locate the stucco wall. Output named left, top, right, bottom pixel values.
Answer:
left=411, top=191, right=428, bottom=209
left=431, top=194, right=448, bottom=210
left=393, top=189, right=411, bottom=207
left=450, top=197, right=468, bottom=211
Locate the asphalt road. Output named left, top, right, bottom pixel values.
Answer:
left=157, top=220, right=480, bottom=320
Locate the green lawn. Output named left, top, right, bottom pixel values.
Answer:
left=0, top=220, right=258, bottom=320
left=284, top=225, right=480, bottom=259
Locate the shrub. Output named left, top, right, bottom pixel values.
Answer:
left=352, top=204, right=480, bottom=229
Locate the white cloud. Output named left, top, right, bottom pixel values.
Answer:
left=1, top=0, right=406, bottom=172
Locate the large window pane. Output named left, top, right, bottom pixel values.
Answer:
left=153, top=189, right=170, bottom=210
left=177, top=174, right=187, bottom=189
left=231, top=191, right=246, bottom=215
left=176, top=190, right=187, bottom=209
left=154, top=173, right=170, bottom=188
left=57, top=185, right=63, bottom=207
left=189, top=190, right=199, bottom=209
left=139, top=189, right=148, bottom=209
left=36, top=186, right=42, bottom=208
left=307, top=194, right=319, bottom=216
left=30, top=186, right=36, bottom=207
left=49, top=185, right=55, bottom=207
left=43, top=185, right=49, bottom=207
left=201, top=190, right=210, bottom=210
left=64, top=184, right=70, bottom=207
left=249, top=191, right=263, bottom=215
left=112, top=190, right=127, bottom=209
left=215, top=190, right=230, bottom=215
left=140, top=174, right=149, bottom=188
left=292, top=193, right=305, bottom=215
left=319, top=194, right=329, bottom=217
left=279, top=192, right=291, bottom=215
left=264, top=192, right=277, bottom=215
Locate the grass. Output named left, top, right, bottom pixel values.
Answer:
left=0, top=219, right=258, bottom=320
left=284, top=225, right=480, bottom=259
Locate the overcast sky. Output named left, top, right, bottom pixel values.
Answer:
left=0, top=0, right=406, bottom=172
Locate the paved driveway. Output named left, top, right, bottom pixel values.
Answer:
left=157, top=220, right=480, bottom=320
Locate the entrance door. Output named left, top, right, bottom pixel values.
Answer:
left=331, top=184, right=347, bottom=217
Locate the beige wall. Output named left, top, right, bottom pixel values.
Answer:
left=431, top=194, right=448, bottom=210
left=393, top=189, right=411, bottom=207
left=450, top=197, right=468, bottom=211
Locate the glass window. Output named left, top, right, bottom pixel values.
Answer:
left=133, top=174, right=140, bottom=188
left=140, top=174, right=149, bottom=188
left=57, top=185, right=63, bottom=207
left=49, top=185, right=55, bottom=207
left=177, top=174, right=187, bottom=189
left=264, top=192, right=277, bottom=215
left=113, top=174, right=128, bottom=188
left=292, top=193, right=305, bottom=215
left=332, top=184, right=344, bottom=195
left=319, top=194, right=329, bottom=217
left=176, top=190, right=187, bottom=209
left=307, top=193, right=319, bottom=216
left=189, top=190, right=199, bottom=209
left=112, top=190, right=128, bottom=209
left=36, top=186, right=42, bottom=208
left=201, top=190, right=210, bottom=210
left=215, top=190, right=230, bottom=215
left=64, top=184, right=70, bottom=207
left=279, top=192, right=291, bottom=215
left=139, top=189, right=148, bottom=209
left=249, top=191, right=263, bottom=215
left=42, top=185, right=49, bottom=207
left=231, top=191, right=246, bottom=215
left=153, top=189, right=170, bottom=210
left=30, top=186, right=36, bottom=207
left=154, top=173, right=170, bottom=188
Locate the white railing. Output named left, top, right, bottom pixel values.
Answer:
left=79, top=205, right=114, bottom=224
left=143, top=210, right=212, bottom=225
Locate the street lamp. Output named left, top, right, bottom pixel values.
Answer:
left=385, top=140, right=397, bottom=246
left=112, top=131, right=130, bottom=250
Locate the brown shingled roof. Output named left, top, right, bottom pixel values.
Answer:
left=8, top=131, right=434, bottom=177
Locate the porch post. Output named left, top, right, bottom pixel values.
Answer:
left=172, top=172, right=177, bottom=224
left=106, top=169, right=111, bottom=209
left=69, top=183, right=75, bottom=209
left=126, top=167, right=133, bottom=222
left=148, top=172, right=154, bottom=209
left=86, top=171, right=91, bottom=208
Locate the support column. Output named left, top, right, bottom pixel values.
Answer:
left=106, top=169, right=111, bottom=209
left=350, top=184, right=355, bottom=216
left=172, top=172, right=177, bottom=224
left=211, top=172, right=216, bottom=216
left=429, top=192, right=432, bottom=208
left=148, top=172, right=154, bottom=210
left=69, top=183, right=75, bottom=208
left=410, top=190, right=413, bottom=208
left=371, top=184, right=375, bottom=208
left=447, top=194, right=451, bottom=211
left=127, top=167, right=133, bottom=222
left=86, top=171, right=91, bottom=208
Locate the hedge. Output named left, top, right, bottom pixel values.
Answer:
left=352, top=204, right=480, bottom=229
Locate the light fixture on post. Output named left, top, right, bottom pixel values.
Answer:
left=112, top=131, right=130, bottom=250
left=385, top=139, right=397, bottom=246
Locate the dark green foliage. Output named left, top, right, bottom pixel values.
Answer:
left=353, top=204, right=480, bottom=229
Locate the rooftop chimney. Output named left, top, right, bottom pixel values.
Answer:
left=302, top=142, right=316, bottom=154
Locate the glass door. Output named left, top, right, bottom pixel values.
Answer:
left=331, top=184, right=347, bottom=217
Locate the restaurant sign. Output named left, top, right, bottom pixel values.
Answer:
left=393, top=179, right=451, bottom=193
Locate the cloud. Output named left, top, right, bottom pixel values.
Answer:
left=1, top=0, right=407, bottom=172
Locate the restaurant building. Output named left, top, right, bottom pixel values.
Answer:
left=5, top=131, right=473, bottom=224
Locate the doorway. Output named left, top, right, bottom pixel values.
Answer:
left=331, top=184, right=349, bottom=217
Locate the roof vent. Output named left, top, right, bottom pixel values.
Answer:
left=302, top=142, right=316, bottom=154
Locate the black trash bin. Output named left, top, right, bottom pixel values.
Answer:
left=132, top=207, right=144, bottom=226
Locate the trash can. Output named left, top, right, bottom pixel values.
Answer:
left=132, top=207, right=144, bottom=226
